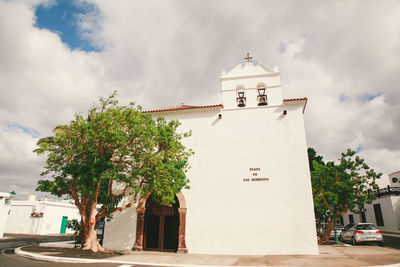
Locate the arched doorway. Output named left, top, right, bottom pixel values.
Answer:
left=143, top=196, right=179, bottom=251
left=133, top=193, right=187, bottom=253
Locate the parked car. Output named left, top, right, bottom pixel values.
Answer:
left=329, top=224, right=344, bottom=239
left=316, top=222, right=327, bottom=236
left=340, top=223, right=384, bottom=246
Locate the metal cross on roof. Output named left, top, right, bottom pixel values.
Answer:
left=244, top=53, right=252, bottom=63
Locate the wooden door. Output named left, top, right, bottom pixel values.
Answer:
left=143, top=197, right=179, bottom=252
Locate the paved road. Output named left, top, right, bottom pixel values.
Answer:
left=0, top=234, right=120, bottom=267
left=1, top=234, right=398, bottom=267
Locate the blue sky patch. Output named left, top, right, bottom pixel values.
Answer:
left=34, top=0, right=101, bottom=52
left=359, top=92, right=382, bottom=102
left=279, top=42, right=286, bottom=54
left=355, top=145, right=363, bottom=154
left=340, top=92, right=382, bottom=103
left=339, top=93, right=350, bottom=102
left=7, top=123, right=40, bottom=138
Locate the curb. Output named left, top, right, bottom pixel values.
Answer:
left=14, top=247, right=260, bottom=267
left=39, top=240, right=75, bottom=248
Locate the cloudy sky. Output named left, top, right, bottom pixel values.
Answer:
left=0, top=0, right=399, bottom=199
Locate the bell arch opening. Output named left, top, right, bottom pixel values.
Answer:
left=133, top=192, right=187, bottom=253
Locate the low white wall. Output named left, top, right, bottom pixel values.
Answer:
left=102, top=202, right=138, bottom=250
left=5, top=203, right=37, bottom=234
left=0, top=194, right=11, bottom=237
left=5, top=200, right=80, bottom=235
left=40, top=203, right=80, bottom=235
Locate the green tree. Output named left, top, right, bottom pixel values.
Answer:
left=307, top=148, right=328, bottom=224
left=307, top=147, right=325, bottom=172
left=310, top=148, right=381, bottom=242
left=34, top=92, right=192, bottom=252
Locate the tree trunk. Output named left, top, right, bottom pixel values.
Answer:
left=320, top=217, right=335, bottom=242
left=82, top=221, right=104, bottom=252
left=81, top=203, right=106, bottom=252
left=79, top=219, right=85, bottom=245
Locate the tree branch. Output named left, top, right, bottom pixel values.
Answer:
left=70, top=178, right=83, bottom=214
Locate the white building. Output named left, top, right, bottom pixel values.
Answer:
left=342, top=171, right=400, bottom=233
left=103, top=58, right=318, bottom=255
left=0, top=192, right=12, bottom=238
left=5, top=195, right=80, bottom=235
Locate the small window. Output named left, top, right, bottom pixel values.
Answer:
left=356, top=224, right=377, bottom=230
left=349, top=214, right=354, bottom=224
left=360, top=212, right=366, bottom=223
left=392, top=177, right=398, bottom=183
left=373, top=204, right=384, bottom=226
left=343, top=224, right=351, bottom=231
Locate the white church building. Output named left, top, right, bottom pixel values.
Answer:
left=103, top=57, right=318, bottom=255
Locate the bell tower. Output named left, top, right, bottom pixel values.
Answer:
left=220, top=54, right=283, bottom=109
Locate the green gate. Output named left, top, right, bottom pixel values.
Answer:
left=60, top=216, right=68, bottom=234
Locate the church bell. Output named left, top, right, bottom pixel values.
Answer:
left=257, top=88, right=268, bottom=106
left=236, top=91, right=246, bottom=107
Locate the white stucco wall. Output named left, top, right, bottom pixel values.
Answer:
left=343, top=195, right=400, bottom=233
left=5, top=199, right=80, bottom=235
left=0, top=193, right=11, bottom=237
left=5, top=202, right=37, bottom=234
left=104, top=103, right=318, bottom=254
left=104, top=61, right=318, bottom=255
left=393, top=196, right=400, bottom=232
left=221, top=62, right=283, bottom=109
left=40, top=202, right=81, bottom=235
left=103, top=201, right=138, bottom=250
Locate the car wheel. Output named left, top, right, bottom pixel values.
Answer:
left=378, top=242, right=384, bottom=247
left=339, top=235, right=343, bottom=242
left=351, top=237, right=357, bottom=245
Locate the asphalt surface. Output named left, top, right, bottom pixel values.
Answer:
left=0, top=234, right=120, bottom=267
left=1, top=234, right=399, bottom=266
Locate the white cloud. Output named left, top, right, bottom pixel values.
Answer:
left=0, top=0, right=399, bottom=199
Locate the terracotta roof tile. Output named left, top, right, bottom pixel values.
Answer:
left=283, top=97, right=307, bottom=102
left=144, top=98, right=307, bottom=114
left=143, top=104, right=223, bottom=113
left=283, top=97, right=307, bottom=113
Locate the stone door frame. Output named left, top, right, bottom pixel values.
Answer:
left=133, top=192, right=187, bottom=253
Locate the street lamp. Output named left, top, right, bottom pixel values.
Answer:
left=5, top=190, right=16, bottom=204
left=333, top=207, right=339, bottom=245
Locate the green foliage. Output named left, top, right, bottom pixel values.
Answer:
left=35, top=91, right=193, bottom=225
left=308, top=148, right=327, bottom=221
left=66, top=219, right=81, bottom=245
left=309, top=148, right=382, bottom=222
left=67, top=219, right=81, bottom=232
left=307, top=147, right=325, bottom=172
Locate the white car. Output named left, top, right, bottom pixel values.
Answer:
left=340, top=223, right=384, bottom=246
left=329, top=224, right=344, bottom=239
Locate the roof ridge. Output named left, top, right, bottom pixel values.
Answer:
left=283, top=97, right=307, bottom=102
left=143, top=104, right=223, bottom=113
left=283, top=97, right=307, bottom=113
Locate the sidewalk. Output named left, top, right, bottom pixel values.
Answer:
left=16, top=243, right=400, bottom=267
